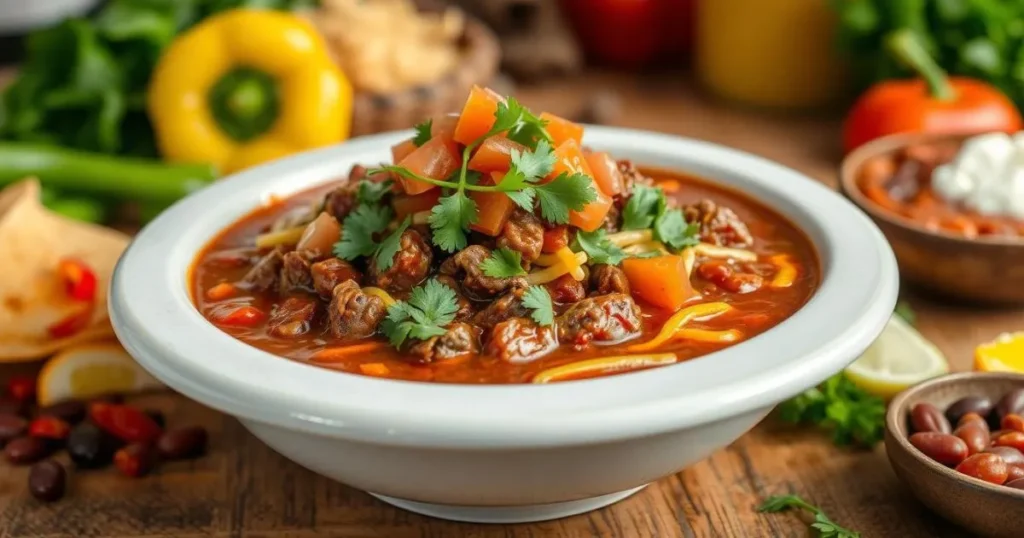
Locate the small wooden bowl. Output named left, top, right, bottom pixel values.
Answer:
left=838, top=132, right=1024, bottom=305
left=885, top=372, right=1024, bottom=538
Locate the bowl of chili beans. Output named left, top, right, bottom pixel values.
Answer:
left=109, top=97, right=896, bottom=523
left=840, top=131, right=1024, bottom=305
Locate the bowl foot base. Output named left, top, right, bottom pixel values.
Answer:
left=369, top=484, right=647, bottom=523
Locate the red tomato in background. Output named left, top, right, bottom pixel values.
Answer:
left=560, top=0, right=695, bottom=68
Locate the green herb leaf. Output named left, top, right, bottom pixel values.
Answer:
left=495, top=169, right=532, bottom=193
left=334, top=204, right=392, bottom=260
left=521, top=285, right=555, bottom=326
left=380, top=279, right=460, bottom=347
left=480, top=247, right=527, bottom=278
left=511, top=138, right=556, bottom=180
left=356, top=179, right=393, bottom=206
left=574, top=229, right=627, bottom=266
left=429, top=191, right=478, bottom=252
left=534, top=172, right=597, bottom=224
left=758, top=494, right=860, bottom=538
left=490, top=97, right=528, bottom=134
left=374, top=216, right=411, bottom=272
left=621, top=185, right=664, bottom=230
left=777, top=373, right=885, bottom=447
left=412, top=119, right=432, bottom=147
left=505, top=188, right=536, bottom=212
left=654, top=209, right=700, bottom=250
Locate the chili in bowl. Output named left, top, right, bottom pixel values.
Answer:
left=110, top=94, right=897, bottom=523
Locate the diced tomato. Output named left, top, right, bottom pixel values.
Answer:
left=396, top=134, right=460, bottom=195
left=214, top=305, right=266, bottom=327
left=569, top=187, right=613, bottom=232
left=469, top=172, right=515, bottom=236
left=542, top=226, right=570, bottom=253
left=540, top=112, right=584, bottom=147
left=57, top=258, right=97, bottom=302
left=544, top=139, right=594, bottom=183
left=585, top=151, right=623, bottom=196
left=468, top=136, right=526, bottom=174
left=453, top=85, right=503, bottom=146
left=392, top=189, right=442, bottom=220
left=47, top=305, right=94, bottom=339
left=390, top=138, right=417, bottom=163
left=621, top=255, right=698, bottom=311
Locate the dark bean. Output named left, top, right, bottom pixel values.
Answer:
left=4, top=436, right=51, bottom=465
left=156, top=426, right=208, bottom=460
left=1002, top=414, right=1024, bottom=433
left=1007, top=478, right=1024, bottom=490
left=28, top=460, right=65, bottom=502
left=995, top=389, right=1024, bottom=422
left=910, top=403, right=951, bottom=434
left=114, top=443, right=158, bottom=477
left=909, top=432, right=968, bottom=466
left=985, top=446, right=1024, bottom=466
left=956, top=453, right=1008, bottom=484
left=956, top=412, right=989, bottom=431
left=38, top=401, right=86, bottom=424
left=67, top=423, right=117, bottom=469
left=945, top=396, right=993, bottom=426
left=1006, top=463, right=1024, bottom=483
left=144, top=410, right=166, bottom=429
left=953, top=422, right=989, bottom=455
left=0, top=414, right=27, bottom=444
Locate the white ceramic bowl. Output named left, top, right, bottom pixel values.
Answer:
left=109, top=127, right=898, bottom=523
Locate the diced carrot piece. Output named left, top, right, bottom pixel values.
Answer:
left=544, top=139, right=594, bottom=183
left=621, top=255, right=698, bottom=311
left=655, top=178, right=681, bottom=193
left=468, top=136, right=527, bottom=174
left=359, top=363, right=391, bottom=376
left=542, top=226, right=569, bottom=253
left=392, top=189, right=442, bottom=220
left=391, top=138, right=417, bottom=163
left=585, top=151, right=623, bottom=196
left=569, top=187, right=613, bottom=232
left=540, top=112, right=584, bottom=147
left=453, top=85, right=503, bottom=145
left=432, top=114, right=459, bottom=138
left=469, top=172, right=515, bottom=236
left=396, top=134, right=460, bottom=195
left=205, top=282, right=237, bottom=301
left=214, top=305, right=266, bottom=327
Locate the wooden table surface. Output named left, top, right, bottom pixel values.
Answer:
left=2, top=73, right=1020, bottom=537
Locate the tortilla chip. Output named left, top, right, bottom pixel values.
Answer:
left=0, top=180, right=129, bottom=361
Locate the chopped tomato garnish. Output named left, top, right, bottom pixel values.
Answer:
left=542, top=226, right=570, bottom=253
left=214, top=305, right=266, bottom=327
left=48, top=304, right=94, bottom=339
left=57, top=258, right=97, bottom=302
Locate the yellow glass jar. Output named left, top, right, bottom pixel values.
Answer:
left=696, top=0, right=846, bottom=110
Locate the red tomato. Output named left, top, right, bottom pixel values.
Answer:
left=560, top=0, right=695, bottom=68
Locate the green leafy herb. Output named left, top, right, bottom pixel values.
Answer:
left=429, top=191, right=478, bottom=253
left=534, top=172, right=597, bottom=224
left=412, top=119, right=432, bottom=147
left=521, top=285, right=555, bottom=326
left=333, top=204, right=392, bottom=260
left=380, top=279, right=460, bottom=347
left=374, top=216, right=411, bottom=271
left=654, top=209, right=700, bottom=250
left=511, top=139, right=555, bottom=179
left=480, top=247, right=527, bottom=278
left=758, top=494, right=860, bottom=538
left=575, top=229, right=627, bottom=266
left=894, top=300, right=916, bottom=326
left=621, top=185, right=664, bottom=230
left=356, top=179, right=393, bottom=206
left=489, top=97, right=552, bottom=149
left=777, top=373, right=886, bottom=447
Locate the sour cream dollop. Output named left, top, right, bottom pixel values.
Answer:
left=931, top=132, right=1024, bottom=220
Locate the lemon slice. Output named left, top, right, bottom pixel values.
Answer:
left=844, top=314, right=948, bottom=399
left=974, top=331, right=1024, bottom=373
left=37, top=342, right=164, bottom=406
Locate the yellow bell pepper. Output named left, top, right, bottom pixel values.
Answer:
left=148, top=9, right=352, bottom=174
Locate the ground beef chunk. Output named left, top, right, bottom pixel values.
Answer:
left=485, top=318, right=558, bottom=363
left=682, top=199, right=753, bottom=248
left=545, top=273, right=585, bottom=304
left=279, top=250, right=318, bottom=293
left=589, top=264, right=630, bottom=295
left=697, top=260, right=763, bottom=294
left=440, top=245, right=526, bottom=299
left=328, top=280, right=386, bottom=340
left=267, top=296, right=318, bottom=338
left=601, top=203, right=622, bottom=233
left=348, top=163, right=370, bottom=182
left=322, top=184, right=357, bottom=221
left=557, top=294, right=642, bottom=348
left=239, top=248, right=284, bottom=292
left=616, top=159, right=654, bottom=205
left=471, top=288, right=530, bottom=330
left=311, top=258, right=362, bottom=299
left=369, top=228, right=432, bottom=293
left=497, top=207, right=544, bottom=262
left=435, top=275, right=475, bottom=321
left=405, top=322, right=480, bottom=364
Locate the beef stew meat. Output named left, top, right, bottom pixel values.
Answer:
left=191, top=96, right=817, bottom=384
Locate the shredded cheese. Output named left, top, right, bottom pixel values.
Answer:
left=554, top=246, right=585, bottom=281
left=769, top=254, right=797, bottom=288
left=608, top=229, right=653, bottom=247
left=674, top=328, right=742, bottom=343
left=532, top=353, right=678, bottom=384
left=254, top=225, right=307, bottom=249
left=526, top=251, right=589, bottom=285
left=693, top=243, right=758, bottom=262
left=628, top=302, right=733, bottom=352
left=362, top=286, right=397, bottom=306
left=623, top=241, right=670, bottom=256
left=680, top=247, right=696, bottom=278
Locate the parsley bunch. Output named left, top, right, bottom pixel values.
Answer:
left=777, top=373, right=886, bottom=447
left=759, top=495, right=860, bottom=538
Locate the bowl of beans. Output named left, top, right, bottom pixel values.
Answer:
left=885, top=372, right=1024, bottom=538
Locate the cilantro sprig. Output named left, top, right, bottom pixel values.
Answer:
left=621, top=184, right=698, bottom=251
left=777, top=373, right=886, bottom=447
left=480, top=247, right=527, bottom=278
left=522, top=286, right=555, bottom=326
left=334, top=205, right=391, bottom=260
left=412, top=119, right=433, bottom=147
left=759, top=495, right=860, bottom=538
left=380, top=279, right=460, bottom=347
left=574, top=229, right=626, bottom=266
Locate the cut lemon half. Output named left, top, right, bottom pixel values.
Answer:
left=974, top=332, right=1024, bottom=373
left=37, top=342, right=164, bottom=406
left=844, top=314, right=948, bottom=400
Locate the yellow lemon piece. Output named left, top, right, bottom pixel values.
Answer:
left=37, top=342, right=164, bottom=406
left=844, top=314, right=948, bottom=400
left=974, top=331, right=1024, bottom=373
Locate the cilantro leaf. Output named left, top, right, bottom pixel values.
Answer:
left=534, top=172, right=597, bottom=224
left=758, top=494, right=860, bottom=538
left=521, top=286, right=555, bottom=326
left=574, top=229, right=626, bottom=266
left=490, top=97, right=528, bottom=134
left=380, top=279, right=459, bottom=347
left=374, top=216, right=411, bottom=271
left=777, top=373, right=885, bottom=447
left=495, top=169, right=532, bottom=193
left=480, top=247, right=527, bottom=277
left=413, top=119, right=432, bottom=146
left=505, top=188, right=536, bottom=211
left=511, top=138, right=555, bottom=180
left=429, top=191, right=477, bottom=252
left=356, top=179, right=393, bottom=206
left=654, top=208, right=700, bottom=250
left=334, top=204, right=392, bottom=260
left=622, top=185, right=665, bottom=230
left=506, top=117, right=552, bottom=148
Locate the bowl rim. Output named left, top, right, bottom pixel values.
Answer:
left=109, top=126, right=898, bottom=449
left=885, top=371, right=1024, bottom=500
left=838, top=131, right=1024, bottom=247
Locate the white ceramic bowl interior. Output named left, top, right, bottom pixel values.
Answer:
left=110, top=127, right=898, bottom=523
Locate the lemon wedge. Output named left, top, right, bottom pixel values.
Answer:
left=37, top=342, right=164, bottom=406
left=844, top=314, right=948, bottom=399
left=974, top=331, right=1024, bottom=373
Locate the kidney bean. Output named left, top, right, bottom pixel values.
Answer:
left=145, top=410, right=166, bottom=429
left=910, top=403, right=951, bottom=434
left=4, top=436, right=52, bottom=465
left=909, top=432, right=968, bottom=466
left=7, top=375, right=36, bottom=403
left=28, top=460, right=66, bottom=502
left=27, top=416, right=70, bottom=442
left=1006, top=463, right=1024, bottom=483
left=956, top=453, right=1008, bottom=484
left=953, top=422, right=990, bottom=455
left=0, top=414, right=27, bottom=444
left=1001, top=414, right=1024, bottom=433
left=946, top=396, right=993, bottom=426
left=114, top=443, right=158, bottom=477
left=995, top=389, right=1024, bottom=422
left=993, top=431, right=1024, bottom=451
left=1007, top=478, right=1024, bottom=490
left=67, top=423, right=117, bottom=469
left=89, top=403, right=162, bottom=444
left=985, top=446, right=1024, bottom=466
left=956, top=412, right=990, bottom=431
left=156, top=426, right=208, bottom=460
left=38, top=401, right=86, bottom=424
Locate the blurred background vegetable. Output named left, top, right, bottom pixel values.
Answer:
left=561, top=0, right=694, bottom=69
